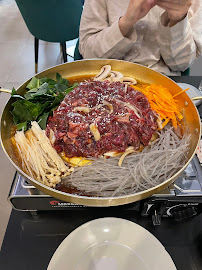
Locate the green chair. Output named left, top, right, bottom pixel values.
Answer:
left=181, top=68, right=190, bottom=76
left=15, top=0, right=83, bottom=72
left=74, top=39, right=83, bottom=61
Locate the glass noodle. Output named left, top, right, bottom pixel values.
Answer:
left=63, top=125, right=190, bottom=197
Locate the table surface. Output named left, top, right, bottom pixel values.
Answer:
left=1, top=76, right=202, bottom=270
left=1, top=209, right=202, bottom=270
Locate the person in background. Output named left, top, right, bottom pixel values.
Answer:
left=79, top=0, right=202, bottom=75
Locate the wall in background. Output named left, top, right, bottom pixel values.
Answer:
left=190, top=56, right=202, bottom=76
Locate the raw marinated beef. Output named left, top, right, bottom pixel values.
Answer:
left=46, top=81, right=158, bottom=157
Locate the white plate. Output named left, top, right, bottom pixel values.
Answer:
left=177, top=82, right=202, bottom=106
left=47, top=217, right=176, bottom=270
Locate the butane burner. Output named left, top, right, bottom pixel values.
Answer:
left=8, top=155, right=202, bottom=225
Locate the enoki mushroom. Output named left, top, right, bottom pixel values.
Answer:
left=13, top=121, right=73, bottom=188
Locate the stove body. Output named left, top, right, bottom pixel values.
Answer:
left=8, top=155, right=202, bottom=225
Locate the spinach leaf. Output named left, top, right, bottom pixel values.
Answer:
left=39, top=101, right=52, bottom=114
left=38, top=112, right=49, bottom=130
left=17, top=121, right=27, bottom=131
left=26, top=77, right=41, bottom=90
left=11, top=87, right=17, bottom=96
left=12, top=100, right=42, bottom=124
left=49, top=92, right=65, bottom=110
left=64, top=82, right=78, bottom=94
left=54, top=83, right=69, bottom=92
left=56, top=73, right=69, bottom=86
left=40, top=77, right=56, bottom=87
left=10, top=73, right=77, bottom=130
left=24, top=83, right=49, bottom=99
left=11, top=87, right=25, bottom=99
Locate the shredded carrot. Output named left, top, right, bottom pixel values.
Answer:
left=173, top=88, right=189, bottom=98
left=131, top=83, right=184, bottom=129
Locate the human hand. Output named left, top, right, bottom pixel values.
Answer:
left=119, top=0, right=159, bottom=36
left=158, top=0, right=192, bottom=26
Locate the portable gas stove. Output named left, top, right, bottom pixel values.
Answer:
left=8, top=154, right=202, bottom=225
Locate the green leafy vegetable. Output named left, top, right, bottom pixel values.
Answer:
left=38, top=112, right=49, bottom=130
left=11, top=73, right=77, bottom=131
left=11, top=87, right=25, bottom=99
left=56, top=73, right=69, bottom=86
left=17, top=121, right=27, bottom=131
left=12, top=100, right=42, bottom=124
left=65, top=82, right=79, bottom=94
left=11, top=87, right=17, bottom=95
left=39, top=77, right=57, bottom=86
left=26, top=77, right=41, bottom=90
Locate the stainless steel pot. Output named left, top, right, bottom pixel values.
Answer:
left=0, top=59, right=201, bottom=206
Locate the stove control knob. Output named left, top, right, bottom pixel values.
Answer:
left=152, top=210, right=161, bottom=226
left=171, top=206, right=197, bottom=221
left=141, top=203, right=154, bottom=216
left=151, top=203, right=167, bottom=225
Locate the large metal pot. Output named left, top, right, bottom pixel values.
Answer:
left=0, top=59, right=201, bottom=206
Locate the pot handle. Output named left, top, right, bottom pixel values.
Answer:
left=192, top=96, right=202, bottom=101
left=0, top=88, right=12, bottom=94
